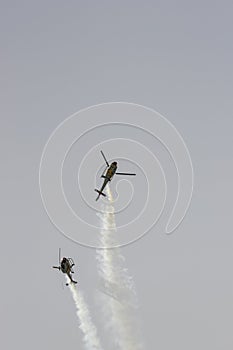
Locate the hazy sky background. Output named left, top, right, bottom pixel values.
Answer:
left=1, top=1, right=232, bottom=349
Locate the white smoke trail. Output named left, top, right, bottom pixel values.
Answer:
left=96, top=185, right=144, bottom=350
left=67, top=277, right=103, bottom=350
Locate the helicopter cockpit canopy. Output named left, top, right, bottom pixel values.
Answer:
left=68, top=258, right=75, bottom=266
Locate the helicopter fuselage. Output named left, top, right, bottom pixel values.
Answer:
left=105, top=162, right=117, bottom=180
left=60, top=258, right=71, bottom=274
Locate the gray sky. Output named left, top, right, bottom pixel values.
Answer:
left=1, top=1, right=232, bottom=349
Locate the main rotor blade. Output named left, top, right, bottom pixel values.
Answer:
left=101, top=165, right=108, bottom=177
left=59, top=248, right=61, bottom=264
left=115, top=172, right=136, bottom=176
left=100, top=150, right=109, bottom=167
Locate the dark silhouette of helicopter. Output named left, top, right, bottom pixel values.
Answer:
left=95, top=150, right=136, bottom=201
left=52, top=248, right=77, bottom=286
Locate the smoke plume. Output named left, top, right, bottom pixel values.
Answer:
left=96, top=185, right=144, bottom=350
left=67, top=277, right=103, bottom=350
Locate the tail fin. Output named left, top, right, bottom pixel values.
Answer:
left=66, top=280, right=77, bottom=286
left=95, top=189, right=106, bottom=201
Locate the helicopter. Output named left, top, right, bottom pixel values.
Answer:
left=52, top=248, right=77, bottom=286
left=95, top=150, right=136, bottom=201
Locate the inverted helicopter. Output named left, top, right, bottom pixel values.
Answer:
left=95, top=150, right=136, bottom=201
left=52, top=248, right=77, bottom=286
